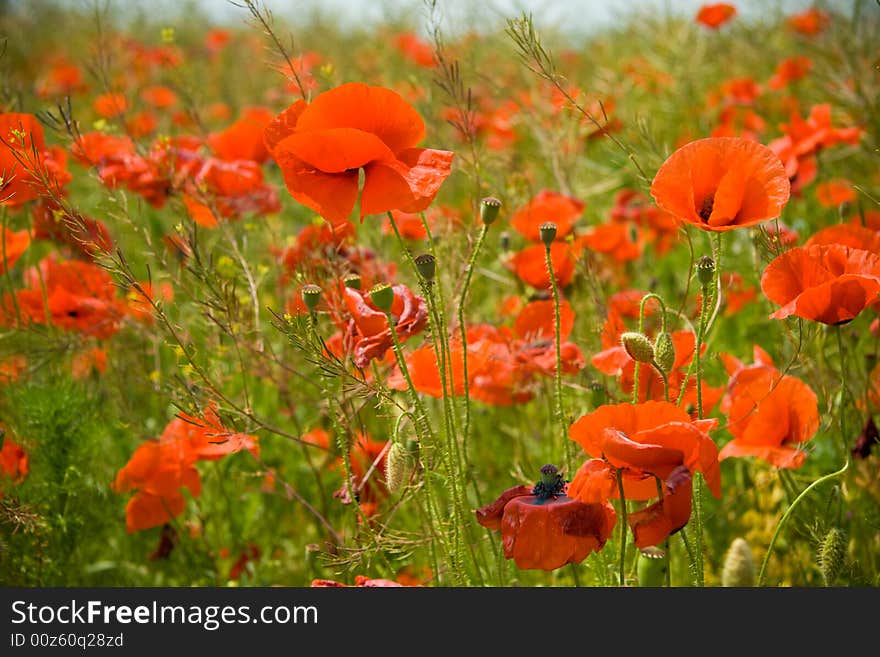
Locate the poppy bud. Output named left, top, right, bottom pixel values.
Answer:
left=343, top=274, right=361, bottom=290
left=589, top=381, right=606, bottom=408
left=621, top=331, right=654, bottom=363
left=480, top=196, right=502, bottom=226
left=637, top=547, right=668, bottom=587
left=721, top=537, right=756, bottom=587
left=414, top=253, right=436, bottom=282
left=653, top=331, right=675, bottom=373
left=301, top=284, right=322, bottom=313
left=539, top=221, right=557, bottom=247
left=696, top=255, right=715, bottom=287
left=369, top=283, right=395, bottom=313
left=818, top=527, right=847, bottom=586
left=385, top=442, right=410, bottom=493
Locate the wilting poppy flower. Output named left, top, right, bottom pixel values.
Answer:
left=510, top=190, right=583, bottom=241
left=815, top=179, right=856, bottom=208
left=787, top=7, right=831, bottom=35
left=651, top=137, right=791, bottom=232
left=476, top=465, right=617, bottom=570
left=265, top=82, right=454, bottom=229
left=718, top=346, right=818, bottom=469
left=761, top=244, right=880, bottom=324
left=0, top=227, right=29, bottom=272
left=568, top=402, right=720, bottom=547
left=696, top=3, right=737, bottom=28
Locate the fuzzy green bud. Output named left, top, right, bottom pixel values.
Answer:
left=696, top=255, right=715, bottom=287
left=637, top=547, right=668, bottom=587
left=480, top=196, right=502, bottom=226
left=539, top=221, right=557, bottom=247
left=369, top=283, right=395, bottom=313
left=653, top=331, right=675, bottom=373
left=818, top=527, right=847, bottom=586
left=721, top=537, right=756, bottom=587
left=343, top=274, right=361, bottom=290
left=621, top=331, right=655, bottom=363
left=414, top=253, right=436, bottom=282
left=385, top=442, right=410, bottom=493
left=301, top=284, right=322, bottom=313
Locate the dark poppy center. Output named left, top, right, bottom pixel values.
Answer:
left=698, top=193, right=715, bottom=222
left=532, top=464, right=566, bottom=501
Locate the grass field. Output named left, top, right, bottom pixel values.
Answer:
left=0, top=0, right=878, bottom=588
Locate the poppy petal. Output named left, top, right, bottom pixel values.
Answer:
left=360, top=148, right=454, bottom=217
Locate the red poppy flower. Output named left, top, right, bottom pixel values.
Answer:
left=510, top=190, right=583, bottom=241
left=568, top=402, right=720, bottom=547
left=805, top=223, right=880, bottom=255
left=768, top=56, right=812, bottom=90
left=209, top=106, right=274, bottom=164
left=381, top=209, right=428, bottom=240
left=393, top=32, right=436, bottom=68
left=164, top=406, right=260, bottom=461
left=578, top=222, right=643, bottom=262
left=93, top=92, right=128, bottom=118
left=774, top=104, right=862, bottom=160
left=761, top=244, right=880, bottom=324
left=341, top=283, right=428, bottom=368
left=0, top=355, right=26, bottom=384
left=35, top=57, right=88, bottom=98
left=650, top=137, right=791, bottom=232
left=32, top=201, right=114, bottom=260
left=0, top=434, right=28, bottom=486
left=0, top=227, right=29, bottom=273
left=1, top=113, right=71, bottom=208
left=310, top=575, right=410, bottom=587
left=815, top=179, right=856, bottom=208
left=507, top=240, right=581, bottom=289
left=718, top=346, right=818, bottom=469
left=140, top=85, right=178, bottom=109
left=476, top=466, right=617, bottom=570
left=696, top=3, right=737, bottom=28
left=787, top=7, right=830, bottom=35
left=265, top=82, right=454, bottom=229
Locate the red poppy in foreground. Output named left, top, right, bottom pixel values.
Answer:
left=265, top=82, right=454, bottom=228
left=761, top=244, right=880, bottom=324
left=696, top=3, right=737, bottom=29
left=476, top=465, right=616, bottom=570
left=568, top=402, right=720, bottom=547
left=719, top=346, right=818, bottom=469
left=650, top=137, right=790, bottom=232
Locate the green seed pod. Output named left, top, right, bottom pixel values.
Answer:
left=653, top=331, right=676, bottom=373
left=696, top=255, right=715, bottom=287
left=480, top=196, right=502, bottom=226
left=721, top=537, right=756, bottom=587
left=384, top=442, right=410, bottom=493
left=621, top=331, right=655, bottom=363
left=637, top=547, right=668, bottom=587
left=589, top=382, right=606, bottom=408
left=414, top=253, right=436, bottom=282
left=369, top=283, right=395, bottom=313
left=539, top=221, right=557, bottom=247
left=343, top=274, right=362, bottom=290
left=301, top=284, right=322, bottom=313
left=818, top=527, right=847, bottom=586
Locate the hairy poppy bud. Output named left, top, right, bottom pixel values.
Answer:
left=369, top=283, right=395, bottom=313
left=621, top=331, right=654, bottom=363
left=818, top=527, right=847, bottom=586
left=385, top=442, right=410, bottom=493
left=414, top=253, right=436, bottom=282
left=343, top=274, right=361, bottom=290
left=301, top=284, right=322, bottom=313
left=637, top=547, right=668, bottom=587
left=539, top=221, right=557, bottom=247
left=480, top=196, right=502, bottom=226
left=653, top=331, right=675, bottom=373
left=696, top=255, right=715, bottom=287
left=721, top=537, right=756, bottom=587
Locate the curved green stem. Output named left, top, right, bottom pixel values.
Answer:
left=616, top=468, right=628, bottom=586
left=545, top=243, right=571, bottom=472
